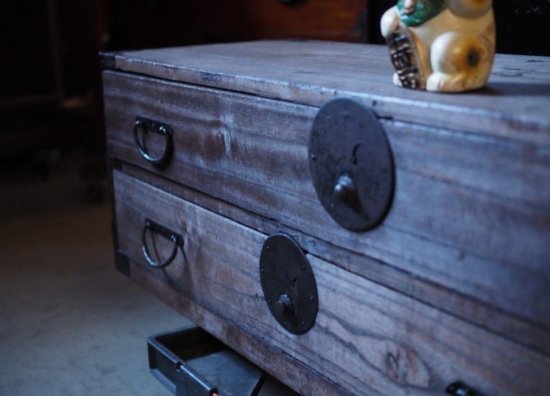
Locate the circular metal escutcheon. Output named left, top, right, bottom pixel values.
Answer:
left=259, top=234, right=318, bottom=335
left=309, top=98, right=395, bottom=231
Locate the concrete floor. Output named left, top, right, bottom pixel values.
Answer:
left=0, top=154, right=191, bottom=396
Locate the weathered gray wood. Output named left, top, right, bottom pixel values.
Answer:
left=121, top=161, right=550, bottom=356
left=102, top=41, right=550, bottom=143
left=104, top=71, right=550, bottom=331
left=113, top=171, right=550, bottom=396
left=127, top=262, right=348, bottom=396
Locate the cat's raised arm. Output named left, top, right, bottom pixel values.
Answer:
left=380, top=6, right=400, bottom=39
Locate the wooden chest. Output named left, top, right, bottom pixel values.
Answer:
left=103, top=41, right=550, bottom=396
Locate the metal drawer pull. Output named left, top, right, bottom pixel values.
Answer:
left=446, top=381, right=483, bottom=396
left=133, top=116, right=174, bottom=168
left=309, top=98, right=395, bottom=232
left=260, top=234, right=318, bottom=335
left=142, top=219, right=183, bottom=269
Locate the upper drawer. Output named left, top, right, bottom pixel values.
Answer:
left=104, top=70, right=550, bottom=334
left=112, top=170, right=549, bottom=396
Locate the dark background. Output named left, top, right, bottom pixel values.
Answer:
left=0, top=0, right=548, bottom=182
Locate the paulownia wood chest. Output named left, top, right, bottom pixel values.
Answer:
left=103, top=41, right=550, bottom=396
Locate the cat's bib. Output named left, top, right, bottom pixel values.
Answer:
left=398, top=0, right=447, bottom=27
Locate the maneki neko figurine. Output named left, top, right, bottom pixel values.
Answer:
left=381, top=0, right=495, bottom=92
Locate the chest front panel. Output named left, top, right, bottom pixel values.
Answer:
left=103, top=41, right=550, bottom=396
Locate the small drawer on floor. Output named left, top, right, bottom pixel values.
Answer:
left=148, top=326, right=296, bottom=396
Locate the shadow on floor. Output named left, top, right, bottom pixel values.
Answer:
left=0, top=151, right=190, bottom=396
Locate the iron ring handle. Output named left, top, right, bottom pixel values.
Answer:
left=142, top=220, right=182, bottom=269
left=133, top=118, right=174, bottom=168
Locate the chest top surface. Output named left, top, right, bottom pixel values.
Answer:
left=103, top=40, right=550, bottom=143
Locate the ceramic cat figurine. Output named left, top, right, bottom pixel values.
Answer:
left=381, top=0, right=495, bottom=92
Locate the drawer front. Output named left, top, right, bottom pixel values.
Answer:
left=112, top=170, right=549, bottom=396
left=104, top=70, right=550, bottom=338
left=110, top=0, right=366, bottom=49
left=186, top=0, right=367, bottom=43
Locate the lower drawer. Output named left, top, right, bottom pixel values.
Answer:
left=113, top=170, right=549, bottom=396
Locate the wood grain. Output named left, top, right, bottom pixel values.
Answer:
left=120, top=161, right=550, bottom=356
left=102, top=41, right=550, bottom=143
left=113, top=171, right=550, bottom=396
left=104, top=71, right=550, bottom=332
left=128, top=260, right=348, bottom=396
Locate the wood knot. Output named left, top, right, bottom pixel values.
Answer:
left=384, top=344, right=430, bottom=387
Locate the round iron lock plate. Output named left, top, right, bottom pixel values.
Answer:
left=259, top=234, right=318, bottom=335
left=309, top=98, right=395, bottom=231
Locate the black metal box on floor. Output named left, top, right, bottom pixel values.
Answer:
left=148, top=327, right=265, bottom=396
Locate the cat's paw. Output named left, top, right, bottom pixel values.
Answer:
left=393, top=72, right=403, bottom=87
left=426, top=72, right=485, bottom=92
